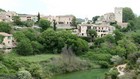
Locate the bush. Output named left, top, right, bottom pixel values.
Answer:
left=17, top=70, right=32, bottom=79
left=105, top=68, right=119, bottom=79
left=98, top=61, right=110, bottom=68
left=41, top=29, right=88, bottom=55
left=110, top=55, right=124, bottom=65
left=85, top=52, right=112, bottom=62
left=27, top=63, right=43, bottom=78
left=16, top=38, right=33, bottom=56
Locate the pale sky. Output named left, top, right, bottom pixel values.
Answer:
left=0, top=0, right=139, bottom=19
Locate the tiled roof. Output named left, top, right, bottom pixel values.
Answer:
left=0, top=32, right=12, bottom=36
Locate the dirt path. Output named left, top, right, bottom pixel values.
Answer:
left=116, top=64, right=127, bottom=76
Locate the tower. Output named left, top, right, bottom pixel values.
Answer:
left=115, top=7, right=123, bottom=23
left=85, top=17, right=88, bottom=23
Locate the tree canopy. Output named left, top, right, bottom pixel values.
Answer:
left=0, top=22, right=12, bottom=33
left=38, top=19, right=51, bottom=31
left=71, top=16, right=77, bottom=27
left=0, top=8, right=6, bottom=12
left=123, top=7, right=135, bottom=22
left=92, top=16, right=100, bottom=23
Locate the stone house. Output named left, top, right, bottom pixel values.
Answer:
left=78, top=23, right=115, bottom=37
left=18, top=14, right=38, bottom=22
left=0, top=11, right=17, bottom=22
left=0, top=32, right=16, bottom=49
left=45, top=15, right=74, bottom=26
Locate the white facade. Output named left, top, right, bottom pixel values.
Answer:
left=78, top=24, right=115, bottom=37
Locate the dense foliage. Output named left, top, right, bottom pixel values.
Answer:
left=0, top=22, right=12, bottom=33
left=41, top=29, right=88, bottom=55
left=38, top=19, right=51, bottom=31
left=123, top=7, right=135, bottom=22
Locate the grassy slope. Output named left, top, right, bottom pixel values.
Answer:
left=18, top=54, right=59, bottom=62
left=5, top=53, right=59, bottom=62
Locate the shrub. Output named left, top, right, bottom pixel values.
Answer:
left=98, top=61, right=110, bottom=68
left=105, top=68, right=119, bottom=79
left=110, top=55, right=124, bottom=65
left=17, top=70, right=32, bottom=79
left=16, top=38, right=33, bottom=56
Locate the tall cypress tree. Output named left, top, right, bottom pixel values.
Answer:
left=53, top=19, right=57, bottom=31
left=37, top=12, right=40, bottom=22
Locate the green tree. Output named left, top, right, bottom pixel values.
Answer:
left=12, top=16, right=22, bottom=25
left=87, top=29, right=97, bottom=42
left=22, top=21, right=34, bottom=27
left=94, top=37, right=105, bottom=47
left=41, top=29, right=64, bottom=53
left=71, top=16, right=77, bottom=28
left=41, top=29, right=88, bottom=55
left=53, top=19, right=57, bottom=31
left=17, top=70, right=32, bottom=79
left=117, top=38, right=137, bottom=59
left=31, top=41, right=43, bottom=54
left=38, top=19, right=51, bottom=31
left=133, top=16, right=140, bottom=30
left=23, top=29, right=39, bottom=41
left=0, top=22, right=12, bottom=33
left=37, top=12, right=40, bottom=22
left=16, top=38, right=33, bottom=56
left=73, top=38, right=88, bottom=55
left=92, top=16, right=100, bottom=23
left=114, top=30, right=124, bottom=42
left=0, top=8, right=6, bottom=12
left=123, top=7, right=135, bottom=22
left=104, top=34, right=115, bottom=43
left=13, top=31, right=26, bottom=42
left=132, top=33, right=140, bottom=44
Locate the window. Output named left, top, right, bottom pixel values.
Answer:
left=82, top=33, right=84, bottom=36
left=87, top=26, right=91, bottom=29
left=8, top=36, right=11, bottom=39
left=58, top=22, right=64, bottom=24
left=95, top=27, right=97, bottom=29
left=2, top=43, right=5, bottom=45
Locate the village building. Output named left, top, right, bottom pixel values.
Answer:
left=46, top=15, right=74, bottom=25
left=78, top=23, right=115, bottom=37
left=0, top=11, right=17, bottom=22
left=45, top=15, right=74, bottom=28
left=0, top=32, right=16, bottom=49
left=18, top=14, right=38, bottom=22
left=96, top=7, right=128, bottom=28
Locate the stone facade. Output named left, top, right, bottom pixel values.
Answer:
left=19, top=14, right=38, bottom=22
left=96, top=7, right=123, bottom=24
left=115, top=7, right=123, bottom=23
left=0, top=32, right=16, bottom=49
left=0, top=11, right=17, bottom=22
left=95, top=7, right=128, bottom=28
left=78, top=24, right=115, bottom=37
left=45, top=15, right=74, bottom=26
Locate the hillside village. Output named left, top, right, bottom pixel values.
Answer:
left=1, top=6, right=140, bottom=79
left=0, top=7, right=126, bottom=51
